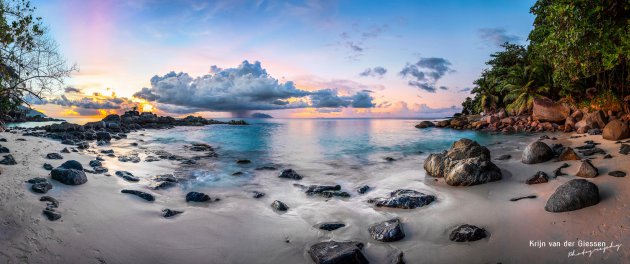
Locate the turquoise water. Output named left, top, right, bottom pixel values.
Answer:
left=137, top=119, right=526, bottom=188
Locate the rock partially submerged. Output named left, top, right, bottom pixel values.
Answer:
left=271, top=200, right=289, bottom=211
left=545, top=179, right=599, bottom=212
left=368, top=218, right=405, bottom=242
left=308, top=241, right=368, bottom=264
left=0, top=154, right=17, bottom=165
left=51, top=160, right=87, bottom=185
left=315, top=222, right=346, bottom=231
left=121, top=189, right=155, bottom=201
left=185, top=191, right=211, bottom=202
left=297, top=184, right=350, bottom=198
left=522, top=141, right=554, bottom=164
left=449, top=224, right=487, bottom=242
left=279, top=169, right=302, bottom=180
left=415, top=121, right=435, bottom=128
left=115, top=171, right=140, bottom=182
left=368, top=189, right=435, bottom=209
left=423, top=138, right=501, bottom=186
left=162, top=209, right=183, bottom=218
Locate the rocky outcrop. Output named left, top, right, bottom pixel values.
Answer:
left=602, top=120, right=630, bottom=141
left=415, top=121, right=435, bottom=128
left=51, top=160, right=87, bottom=185
left=532, top=97, right=570, bottom=123
left=423, top=138, right=502, bottom=186
left=368, top=219, right=405, bottom=242
left=522, top=141, right=554, bottom=164
left=449, top=224, right=487, bottom=242
left=308, top=241, right=368, bottom=264
left=545, top=179, right=599, bottom=212
left=368, top=189, right=435, bottom=209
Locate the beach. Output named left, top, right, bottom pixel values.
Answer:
left=0, top=119, right=628, bottom=264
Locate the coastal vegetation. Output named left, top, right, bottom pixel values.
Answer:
left=463, top=0, right=629, bottom=115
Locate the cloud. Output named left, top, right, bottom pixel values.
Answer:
left=359, top=66, right=387, bottom=78
left=351, top=91, right=375, bottom=108
left=458, top=87, right=472, bottom=93
left=338, top=24, right=389, bottom=60
left=439, top=86, right=448, bottom=90
left=400, top=57, right=453, bottom=92
left=134, top=60, right=376, bottom=114
left=64, top=87, right=81, bottom=93
left=478, top=28, right=520, bottom=46
left=48, top=95, right=131, bottom=109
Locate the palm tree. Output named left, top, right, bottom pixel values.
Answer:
left=504, top=65, right=549, bottom=115
left=472, top=72, right=502, bottom=114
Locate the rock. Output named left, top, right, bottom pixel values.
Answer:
left=368, top=189, right=435, bottom=209
left=51, top=160, right=87, bottom=185
left=255, top=166, right=277, bottom=171
left=545, top=179, right=599, bottom=212
left=189, top=143, right=213, bottom=151
left=60, top=148, right=70, bottom=153
left=26, top=177, right=48, bottom=184
left=121, top=189, right=155, bottom=201
left=232, top=171, right=244, bottom=176
left=510, top=195, right=537, bottom=202
left=495, top=154, right=511, bottom=160
left=117, top=154, right=140, bottom=163
left=144, top=155, right=160, bottom=162
left=384, top=157, right=396, bottom=162
left=415, top=121, right=435, bottom=128
left=603, top=120, right=630, bottom=141
left=96, top=131, right=112, bottom=142
left=40, top=196, right=59, bottom=208
left=603, top=154, right=613, bottom=159
left=587, top=128, right=602, bottom=135
left=89, top=160, right=102, bottom=167
left=43, top=163, right=53, bottom=170
left=356, top=185, right=371, bottom=194
left=185, top=191, right=211, bottom=202
left=162, top=209, right=183, bottom=218
left=579, top=147, right=606, bottom=156
left=532, top=97, right=570, bottom=123
left=279, top=169, right=302, bottom=180
left=252, top=191, right=265, bottom=198
left=550, top=143, right=565, bottom=156
left=526, top=171, right=549, bottom=184
left=608, top=171, right=626, bottom=177
left=522, top=141, right=554, bottom=164
left=43, top=208, right=61, bottom=221
left=0, top=154, right=16, bottom=165
left=92, top=166, right=108, bottom=174
left=302, top=184, right=350, bottom=198
left=315, top=222, right=346, bottom=231
left=271, top=200, right=289, bottom=211
left=368, top=218, right=405, bottom=242
left=576, top=160, right=598, bottom=178
left=115, top=171, right=140, bottom=182
left=558, top=147, right=580, bottom=161
left=621, top=144, right=630, bottom=155
left=31, top=181, right=53, bottom=193
left=585, top=110, right=608, bottom=129
left=423, top=138, right=502, bottom=186
left=0, top=145, right=9, bottom=153
left=236, top=159, right=251, bottom=164
left=449, top=224, right=487, bottom=242
left=76, top=141, right=89, bottom=149
left=46, top=153, right=63, bottom=159
left=308, top=241, right=368, bottom=264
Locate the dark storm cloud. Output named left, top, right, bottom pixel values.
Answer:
left=400, top=57, right=453, bottom=93
left=478, top=28, right=520, bottom=46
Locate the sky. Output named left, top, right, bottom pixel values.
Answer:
left=30, top=0, right=536, bottom=119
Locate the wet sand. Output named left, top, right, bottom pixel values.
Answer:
left=0, top=130, right=628, bottom=264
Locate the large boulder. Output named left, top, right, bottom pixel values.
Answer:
left=308, top=241, right=368, bottom=264
left=522, top=141, right=554, bottom=164
left=423, top=138, right=501, bottom=186
left=545, top=179, right=599, bottom=212
left=585, top=110, right=608, bottom=129
left=602, top=120, right=630, bottom=141
left=96, top=131, right=112, bottom=142
left=51, top=160, right=87, bottom=185
left=532, top=97, right=570, bottom=123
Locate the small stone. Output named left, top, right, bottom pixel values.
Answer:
left=115, top=171, right=140, bottom=182
left=252, top=191, right=265, bottom=198
left=89, top=160, right=102, bottom=167
left=271, top=200, right=289, bottom=211
left=121, top=189, right=155, bottom=201
left=495, top=154, right=511, bottom=160
left=60, top=148, right=70, bottom=153
left=47, top=153, right=63, bottom=159
left=356, top=185, right=371, bottom=194
left=526, top=171, right=549, bottom=184
left=40, top=196, right=59, bottom=208
left=315, top=222, right=346, bottom=231
left=558, top=147, right=580, bottom=161
left=449, top=224, right=487, bottom=242
left=510, top=195, right=536, bottom=202
left=279, top=169, right=302, bottom=180
left=368, top=218, right=405, bottom=242
left=236, top=159, right=251, bottom=164
left=384, top=157, right=396, bottom=162
left=43, top=208, right=61, bottom=221
left=608, top=171, right=626, bottom=177
left=31, top=181, right=53, bottom=193
left=162, top=209, right=183, bottom=218
left=43, top=163, right=53, bottom=170
left=185, top=191, right=211, bottom=202
left=308, top=241, right=368, bottom=264
left=0, top=154, right=17, bottom=165
left=576, top=160, right=598, bottom=178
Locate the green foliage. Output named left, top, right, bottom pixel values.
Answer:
left=466, top=0, right=629, bottom=115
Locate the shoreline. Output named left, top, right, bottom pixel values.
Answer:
left=0, top=125, right=628, bottom=263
